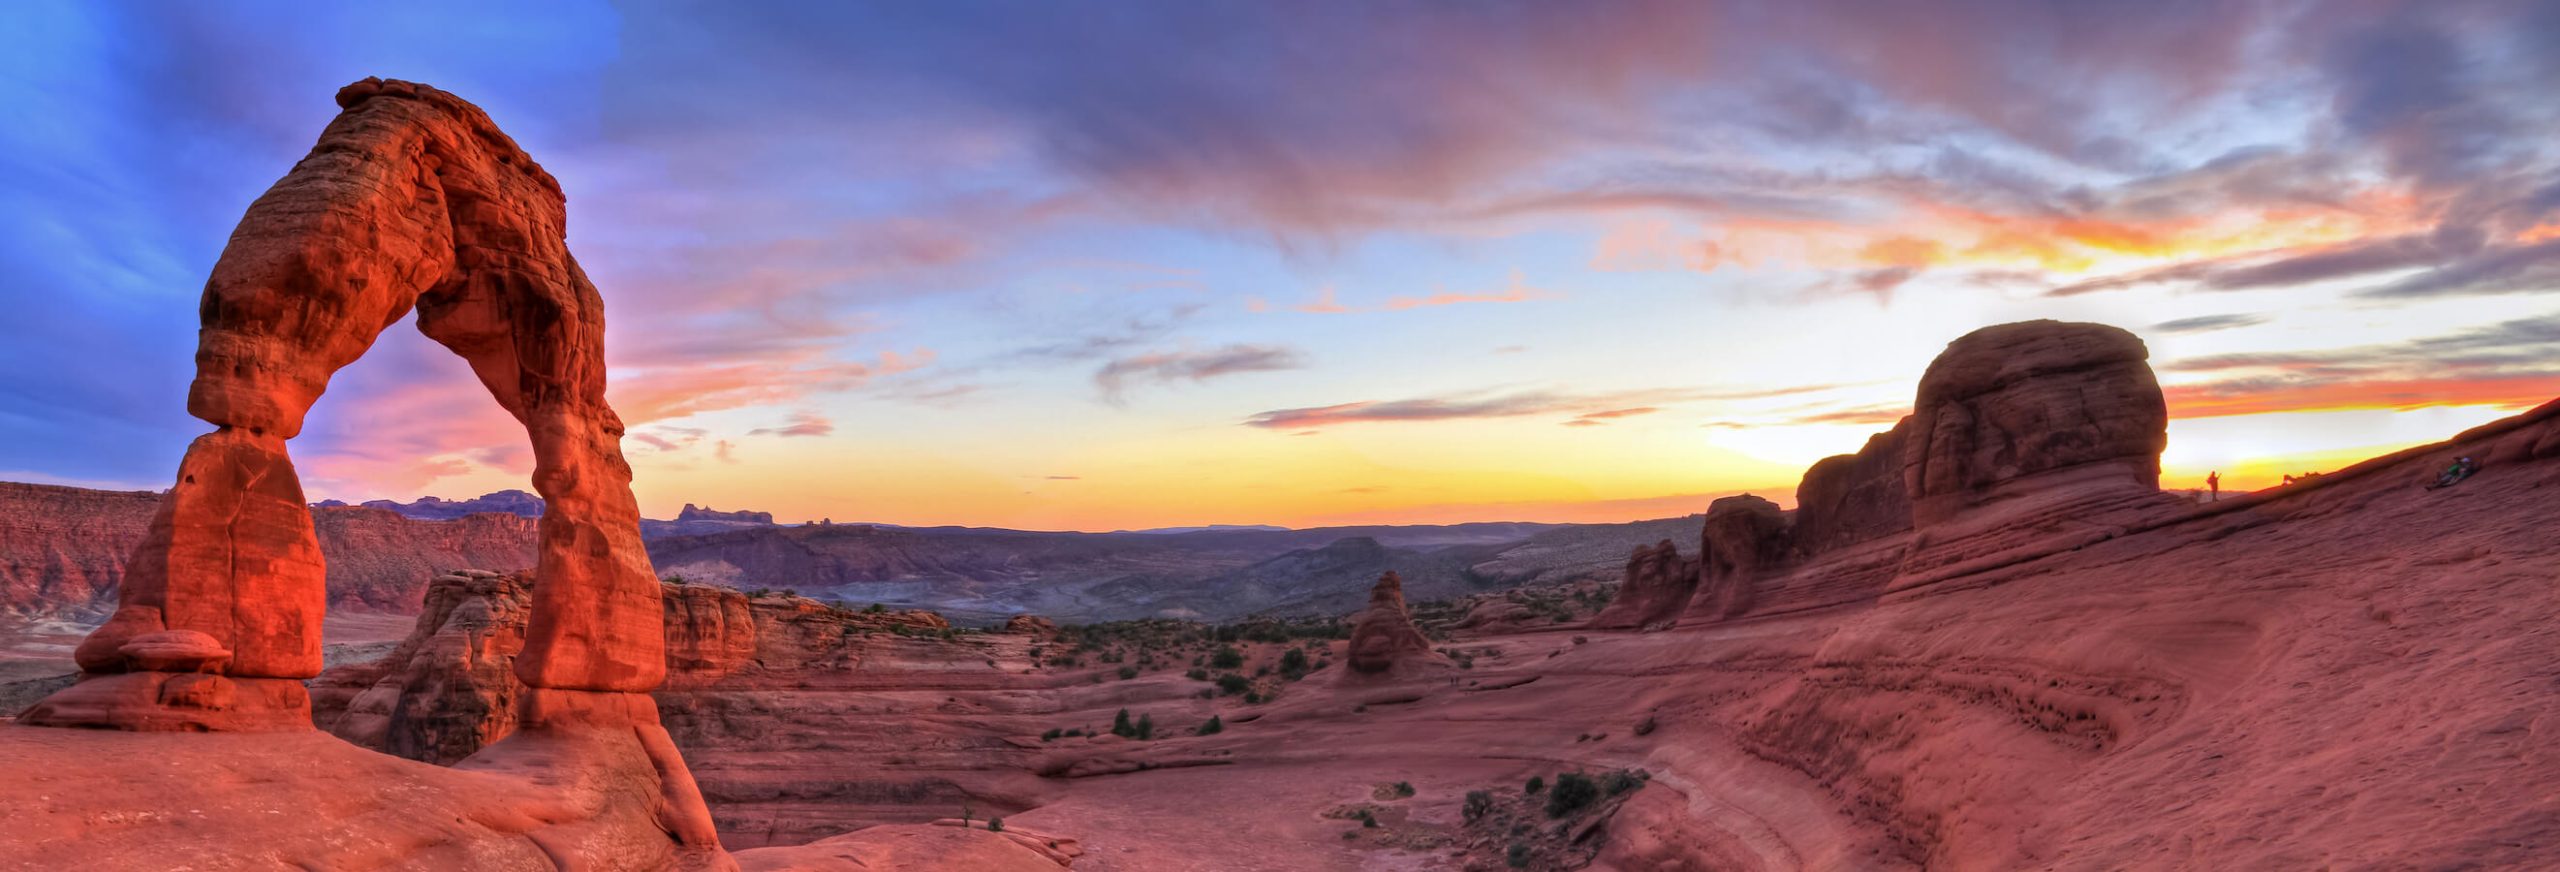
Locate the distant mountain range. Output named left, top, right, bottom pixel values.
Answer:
left=3, top=483, right=1705, bottom=626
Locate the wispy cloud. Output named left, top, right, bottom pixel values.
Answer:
left=1248, top=388, right=1721, bottom=430
left=749, top=410, right=835, bottom=438
left=1096, top=344, right=1307, bottom=403
left=2151, top=314, right=2268, bottom=335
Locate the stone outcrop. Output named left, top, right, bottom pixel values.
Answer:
left=0, top=483, right=539, bottom=621
left=1893, top=321, right=2183, bottom=584
left=1588, top=541, right=1697, bottom=629
left=678, top=504, right=775, bottom=524
left=1342, top=572, right=1445, bottom=676
left=0, top=482, right=160, bottom=621
left=315, top=572, right=957, bottom=762
left=316, top=571, right=530, bottom=765
left=1790, top=421, right=1914, bottom=556
left=1902, top=321, right=2169, bottom=526
left=1692, top=494, right=1789, bottom=620
left=1004, top=614, right=1059, bottom=635
left=18, top=78, right=725, bottom=866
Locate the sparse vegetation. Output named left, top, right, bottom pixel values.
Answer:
left=1196, top=715, right=1223, bottom=735
left=1524, top=775, right=1543, bottom=794
left=987, top=816, right=1002, bottom=833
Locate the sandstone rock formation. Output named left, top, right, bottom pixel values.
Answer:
left=1004, top=614, right=1059, bottom=635
left=315, top=571, right=531, bottom=765
left=0, top=483, right=541, bottom=622
left=356, top=488, right=546, bottom=520
left=1342, top=572, right=1445, bottom=675
left=1894, top=321, right=2183, bottom=583
left=315, top=572, right=959, bottom=764
left=16, top=78, right=725, bottom=866
left=31, top=76, right=665, bottom=731
left=0, top=482, right=160, bottom=621
left=1902, top=320, right=2168, bottom=523
left=1692, top=494, right=1789, bottom=620
left=1588, top=541, right=1696, bottom=629
left=1790, top=421, right=1913, bottom=556
left=679, top=504, right=776, bottom=524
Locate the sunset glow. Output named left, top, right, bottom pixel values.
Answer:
left=5, top=2, right=2557, bottom=530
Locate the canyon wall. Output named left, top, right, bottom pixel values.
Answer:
left=0, top=483, right=538, bottom=621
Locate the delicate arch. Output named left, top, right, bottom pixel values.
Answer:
left=31, top=79, right=662, bottom=730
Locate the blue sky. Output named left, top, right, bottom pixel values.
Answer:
left=5, top=1, right=2558, bottom=529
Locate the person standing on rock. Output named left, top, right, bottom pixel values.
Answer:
left=2207, top=471, right=2220, bottom=502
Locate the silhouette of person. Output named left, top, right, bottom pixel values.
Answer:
left=2207, top=471, right=2221, bottom=502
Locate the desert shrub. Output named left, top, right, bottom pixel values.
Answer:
left=1118, top=666, right=1139, bottom=680
left=1136, top=713, right=1155, bottom=740
left=1197, top=715, right=1223, bottom=735
left=987, top=817, right=1002, bottom=833
left=1524, top=775, right=1544, bottom=794
left=1463, top=790, right=1494, bottom=822
left=1210, top=647, right=1245, bottom=669
left=1244, top=691, right=1264, bottom=704
left=1280, top=647, right=1310, bottom=675
left=1186, top=668, right=1209, bottom=681
left=1111, top=709, right=1135, bottom=737
left=1545, top=772, right=1599, bottom=818
left=1507, top=842, right=1531, bottom=868
left=1358, top=810, right=1379, bottom=828
left=1040, top=728, right=1061, bottom=741
left=1215, top=673, right=1252, bottom=695
left=1393, top=781, right=1415, bottom=797
left=1603, top=769, right=1647, bottom=796
left=865, top=603, right=887, bottom=613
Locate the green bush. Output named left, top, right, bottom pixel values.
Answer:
left=1197, top=715, right=1223, bottom=735
left=1215, top=673, right=1252, bottom=695
left=1545, top=772, right=1599, bottom=818
left=1524, top=775, right=1544, bottom=794
left=1280, top=647, right=1310, bottom=675
left=1186, top=668, right=1209, bottom=681
left=1507, top=842, right=1531, bottom=868
left=1136, top=713, right=1155, bottom=740
left=1040, top=728, right=1061, bottom=741
left=1111, top=708, right=1135, bottom=737
left=1463, top=790, right=1494, bottom=823
left=986, top=816, right=1002, bottom=833
left=1210, top=646, right=1245, bottom=669
left=1392, top=781, right=1415, bottom=798
left=1118, top=665, right=1139, bottom=680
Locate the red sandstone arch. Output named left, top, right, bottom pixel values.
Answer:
left=26, top=79, right=664, bottom=730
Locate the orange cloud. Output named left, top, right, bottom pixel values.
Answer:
left=2164, top=374, right=2560, bottom=419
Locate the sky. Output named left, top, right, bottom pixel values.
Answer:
left=3, top=0, right=2558, bottom=531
